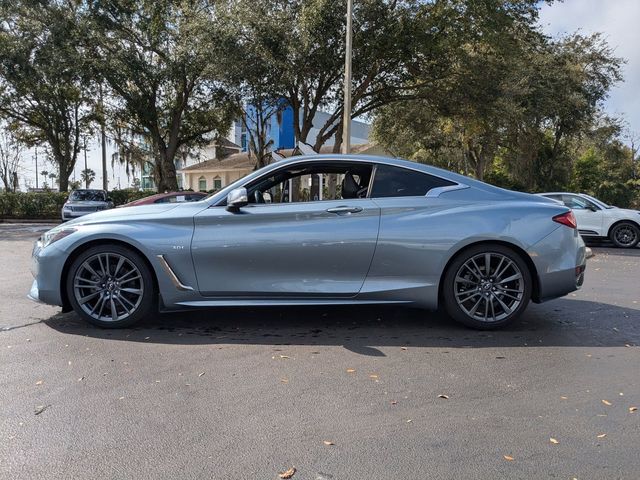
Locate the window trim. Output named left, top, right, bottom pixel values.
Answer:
left=210, top=158, right=466, bottom=207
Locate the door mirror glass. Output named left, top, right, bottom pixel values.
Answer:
left=263, top=191, right=272, bottom=203
left=227, top=187, right=248, bottom=210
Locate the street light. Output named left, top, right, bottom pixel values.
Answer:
left=341, top=0, right=353, bottom=155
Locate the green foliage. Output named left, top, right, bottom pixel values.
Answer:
left=0, top=191, right=68, bottom=219
left=106, top=189, right=155, bottom=207
left=0, top=189, right=158, bottom=219
left=0, top=1, right=94, bottom=191
left=83, top=0, right=236, bottom=191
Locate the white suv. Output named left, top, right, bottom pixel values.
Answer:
left=538, top=192, right=640, bottom=248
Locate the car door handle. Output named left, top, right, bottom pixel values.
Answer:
left=326, top=206, right=363, bottom=214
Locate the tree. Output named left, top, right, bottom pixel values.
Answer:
left=0, top=0, right=95, bottom=191
left=80, top=168, right=96, bottom=189
left=232, top=0, right=421, bottom=153
left=84, top=0, right=236, bottom=191
left=373, top=13, right=622, bottom=186
left=0, top=127, right=22, bottom=192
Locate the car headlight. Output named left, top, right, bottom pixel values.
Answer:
left=41, top=227, right=77, bottom=248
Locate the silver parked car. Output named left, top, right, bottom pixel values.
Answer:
left=30, top=155, right=586, bottom=330
left=61, top=189, right=113, bottom=221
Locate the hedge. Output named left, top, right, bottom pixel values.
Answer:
left=0, top=189, right=158, bottom=220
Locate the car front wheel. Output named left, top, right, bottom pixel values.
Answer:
left=442, top=244, right=532, bottom=330
left=66, top=244, right=155, bottom=328
left=609, top=222, right=639, bottom=248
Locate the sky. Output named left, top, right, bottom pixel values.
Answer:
left=538, top=0, right=640, bottom=136
left=16, top=0, right=640, bottom=191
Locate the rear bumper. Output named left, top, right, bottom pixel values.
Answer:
left=529, top=226, right=586, bottom=303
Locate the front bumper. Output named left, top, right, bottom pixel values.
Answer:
left=28, top=240, right=66, bottom=306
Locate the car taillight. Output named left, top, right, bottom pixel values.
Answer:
left=553, top=211, right=577, bottom=229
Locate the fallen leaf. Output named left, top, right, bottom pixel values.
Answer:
left=550, top=438, right=559, bottom=444
left=602, top=400, right=612, bottom=406
left=369, top=374, right=379, bottom=379
left=78, top=377, right=85, bottom=382
left=323, top=440, right=334, bottom=446
left=278, top=467, right=296, bottom=479
left=438, top=394, right=449, bottom=399
left=560, top=396, right=568, bottom=400
left=280, top=378, right=289, bottom=383
left=406, top=419, right=412, bottom=423
left=346, top=369, right=356, bottom=373
left=118, top=396, right=125, bottom=400
left=597, top=434, right=607, bottom=438
left=35, top=380, right=43, bottom=385
left=198, top=372, right=205, bottom=377
left=503, top=455, right=514, bottom=461
left=279, top=355, right=290, bottom=359
left=34, top=405, right=49, bottom=415
left=401, top=347, right=408, bottom=351
left=629, top=407, right=638, bottom=412
left=390, top=400, right=398, bottom=405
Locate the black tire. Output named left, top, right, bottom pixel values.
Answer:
left=442, top=244, right=532, bottom=330
left=609, top=222, right=640, bottom=249
left=66, top=244, right=155, bottom=328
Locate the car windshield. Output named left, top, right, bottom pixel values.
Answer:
left=581, top=194, right=612, bottom=209
left=69, top=190, right=106, bottom=202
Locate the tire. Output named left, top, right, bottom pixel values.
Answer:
left=66, top=244, right=155, bottom=328
left=609, top=222, right=640, bottom=249
left=442, top=244, right=532, bottom=330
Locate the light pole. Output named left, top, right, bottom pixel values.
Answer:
left=341, top=0, right=353, bottom=155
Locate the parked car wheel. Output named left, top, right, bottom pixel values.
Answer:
left=66, top=244, right=155, bottom=328
left=443, top=244, right=532, bottom=330
left=609, top=222, right=639, bottom=249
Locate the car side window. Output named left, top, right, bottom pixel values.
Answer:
left=246, top=162, right=373, bottom=204
left=562, top=195, right=591, bottom=210
left=370, top=164, right=455, bottom=198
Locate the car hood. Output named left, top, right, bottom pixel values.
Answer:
left=64, top=200, right=109, bottom=206
left=63, top=203, right=181, bottom=226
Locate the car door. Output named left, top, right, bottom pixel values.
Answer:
left=191, top=165, right=380, bottom=298
left=562, top=194, right=604, bottom=235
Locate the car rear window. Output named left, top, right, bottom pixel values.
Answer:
left=370, top=165, right=455, bottom=198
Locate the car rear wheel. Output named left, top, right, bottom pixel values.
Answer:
left=442, top=244, right=532, bottom=330
left=66, top=245, right=155, bottom=328
left=609, top=222, right=639, bottom=248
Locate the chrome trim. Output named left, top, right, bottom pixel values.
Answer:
left=426, top=183, right=470, bottom=198
left=157, top=255, right=194, bottom=291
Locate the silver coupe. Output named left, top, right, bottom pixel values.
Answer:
left=29, top=155, right=586, bottom=329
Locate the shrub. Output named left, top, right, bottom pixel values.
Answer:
left=0, top=191, right=68, bottom=219
left=0, top=189, right=158, bottom=219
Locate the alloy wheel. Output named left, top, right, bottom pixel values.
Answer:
left=72, top=252, right=144, bottom=322
left=453, top=252, right=525, bottom=323
left=613, top=225, right=638, bottom=247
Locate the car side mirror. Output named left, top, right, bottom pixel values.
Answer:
left=227, top=187, right=248, bottom=211
left=587, top=204, right=598, bottom=212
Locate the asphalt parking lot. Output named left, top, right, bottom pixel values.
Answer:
left=1, top=223, right=639, bottom=480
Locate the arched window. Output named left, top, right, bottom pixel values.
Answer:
left=198, top=176, right=207, bottom=191
left=213, top=175, right=222, bottom=190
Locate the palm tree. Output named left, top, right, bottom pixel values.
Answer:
left=80, top=168, right=96, bottom=188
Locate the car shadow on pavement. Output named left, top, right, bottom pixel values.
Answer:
left=43, top=298, right=640, bottom=355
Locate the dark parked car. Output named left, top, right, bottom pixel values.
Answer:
left=122, top=191, right=207, bottom=207
left=61, top=189, right=113, bottom=222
